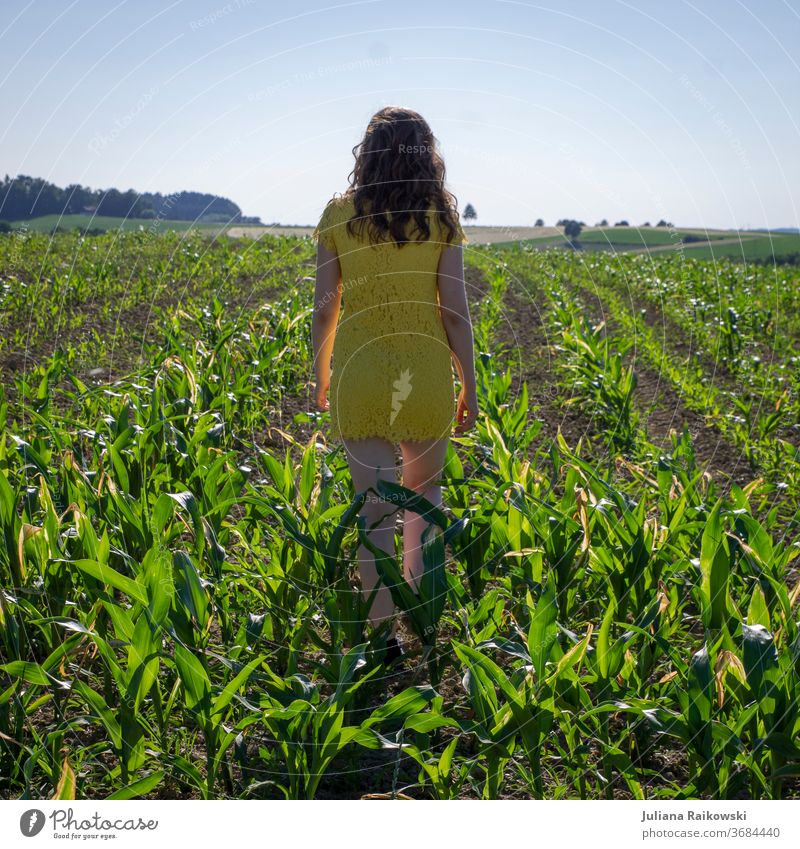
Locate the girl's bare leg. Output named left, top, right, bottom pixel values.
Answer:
left=398, top=437, right=449, bottom=593
left=342, top=437, right=398, bottom=633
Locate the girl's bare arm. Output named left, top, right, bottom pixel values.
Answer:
left=437, top=242, right=478, bottom=432
left=311, top=240, right=342, bottom=410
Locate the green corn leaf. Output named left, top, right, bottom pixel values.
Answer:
left=65, top=558, right=148, bottom=606
left=419, top=523, right=447, bottom=640
left=528, top=576, right=558, bottom=683
left=452, top=641, right=520, bottom=710
left=173, top=643, right=211, bottom=718
left=0, top=660, right=70, bottom=689
left=314, top=706, right=346, bottom=764
left=102, top=600, right=136, bottom=642
left=700, top=501, right=730, bottom=630
left=597, top=596, right=616, bottom=680
left=125, top=615, right=159, bottom=710
left=212, top=654, right=266, bottom=717
left=686, top=644, right=715, bottom=763
left=335, top=643, right=368, bottom=695
left=0, top=468, right=15, bottom=526
left=168, top=491, right=205, bottom=557
left=687, top=644, right=713, bottom=728
left=359, top=518, right=420, bottom=623
left=746, top=583, right=771, bottom=629
left=262, top=451, right=289, bottom=495
left=108, top=444, right=130, bottom=491
left=299, top=438, right=317, bottom=504
left=323, top=490, right=366, bottom=583
left=10, top=435, right=50, bottom=479
left=141, top=545, right=174, bottom=628
left=404, top=713, right=459, bottom=733
left=72, top=679, right=122, bottom=749
left=105, top=771, right=165, bottom=800
left=173, top=550, right=210, bottom=629
left=443, top=515, right=468, bottom=546
left=741, top=623, right=778, bottom=699
left=151, top=492, right=175, bottom=535
left=361, top=686, right=437, bottom=728
left=375, top=478, right=448, bottom=529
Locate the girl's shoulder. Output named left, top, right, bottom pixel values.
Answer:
left=313, top=193, right=355, bottom=249
left=324, top=192, right=354, bottom=217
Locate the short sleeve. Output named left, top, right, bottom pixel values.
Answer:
left=313, top=198, right=339, bottom=252
left=454, top=215, right=468, bottom=245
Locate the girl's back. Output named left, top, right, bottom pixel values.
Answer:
left=313, top=193, right=467, bottom=441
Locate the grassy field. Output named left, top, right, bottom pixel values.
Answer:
left=577, top=227, right=731, bottom=246
left=9, top=214, right=228, bottom=234
left=677, top=232, right=800, bottom=261
left=491, top=227, right=800, bottom=262
left=1, top=229, right=799, bottom=800
left=14, top=217, right=800, bottom=265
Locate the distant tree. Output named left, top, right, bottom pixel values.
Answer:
left=535, top=218, right=544, bottom=227
left=142, top=190, right=241, bottom=222
left=0, top=174, right=248, bottom=223
left=562, top=219, right=583, bottom=248
left=615, top=220, right=629, bottom=226
left=463, top=203, right=477, bottom=221
left=64, top=183, right=92, bottom=214
left=95, top=188, right=125, bottom=217
left=642, top=221, right=651, bottom=227
left=598, top=218, right=608, bottom=226
left=656, top=219, right=672, bottom=227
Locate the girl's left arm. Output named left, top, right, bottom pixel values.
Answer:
left=311, top=240, right=342, bottom=411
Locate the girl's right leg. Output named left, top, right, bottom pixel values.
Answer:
left=341, top=437, right=398, bottom=633
left=398, top=436, right=449, bottom=593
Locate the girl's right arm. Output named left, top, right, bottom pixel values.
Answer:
left=311, top=239, right=342, bottom=411
left=437, top=242, right=479, bottom=433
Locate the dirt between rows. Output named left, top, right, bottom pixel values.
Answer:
left=616, top=289, right=800, bottom=452
left=482, top=264, right=753, bottom=487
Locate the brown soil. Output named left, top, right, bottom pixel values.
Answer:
left=567, top=279, right=753, bottom=484
left=482, top=261, right=752, bottom=486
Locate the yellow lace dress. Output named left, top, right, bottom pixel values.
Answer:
left=312, top=194, right=468, bottom=442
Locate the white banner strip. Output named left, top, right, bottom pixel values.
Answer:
left=1, top=799, right=797, bottom=848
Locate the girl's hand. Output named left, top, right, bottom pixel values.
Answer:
left=315, top=374, right=330, bottom=411
left=454, top=387, right=478, bottom=434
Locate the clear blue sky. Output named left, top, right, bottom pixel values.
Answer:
left=2, top=0, right=798, bottom=229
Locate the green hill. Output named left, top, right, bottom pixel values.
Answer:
left=9, top=214, right=230, bottom=234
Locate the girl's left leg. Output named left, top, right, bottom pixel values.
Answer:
left=341, top=437, right=398, bottom=633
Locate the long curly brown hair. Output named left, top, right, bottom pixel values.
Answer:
left=342, top=106, right=461, bottom=247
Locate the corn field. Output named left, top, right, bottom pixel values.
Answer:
left=1, top=230, right=799, bottom=800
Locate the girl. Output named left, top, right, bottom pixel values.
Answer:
left=311, top=106, right=478, bottom=662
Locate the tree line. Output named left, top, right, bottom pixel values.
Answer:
left=463, top=204, right=674, bottom=231
left=0, top=175, right=261, bottom=224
